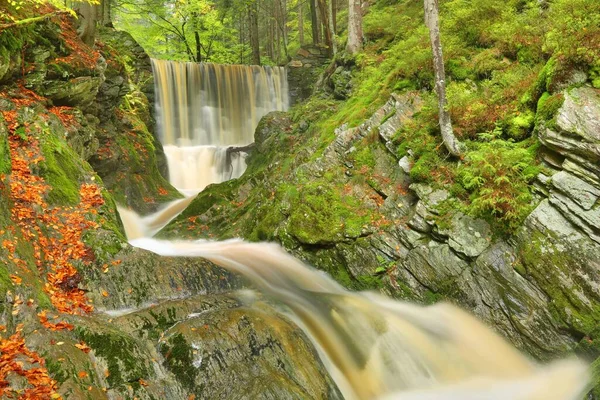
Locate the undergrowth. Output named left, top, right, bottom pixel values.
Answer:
left=298, top=0, right=599, bottom=232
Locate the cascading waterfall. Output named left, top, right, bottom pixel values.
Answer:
left=127, top=236, right=589, bottom=400
left=132, top=59, right=589, bottom=400
left=151, top=59, right=289, bottom=192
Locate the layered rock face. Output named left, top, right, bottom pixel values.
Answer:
left=0, top=16, right=340, bottom=399
left=160, top=86, right=600, bottom=395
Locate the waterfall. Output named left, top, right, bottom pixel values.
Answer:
left=151, top=59, right=289, bottom=192
left=139, top=59, right=588, bottom=400
left=128, top=237, right=589, bottom=400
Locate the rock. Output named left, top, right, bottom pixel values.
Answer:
left=329, top=67, right=353, bottom=100
left=407, top=201, right=433, bottom=233
left=549, top=191, right=600, bottom=244
left=288, top=60, right=303, bottom=68
left=160, top=304, right=341, bottom=399
left=472, top=242, right=575, bottom=356
left=551, top=171, right=600, bottom=210
left=445, top=213, right=492, bottom=258
left=539, top=87, right=600, bottom=162
left=556, top=87, right=600, bottom=143
left=41, top=76, right=103, bottom=107
left=378, top=93, right=423, bottom=146
left=401, top=241, right=470, bottom=295
left=297, top=48, right=311, bottom=58
left=562, top=157, right=600, bottom=187
left=398, top=156, right=411, bottom=173
left=519, top=200, right=600, bottom=346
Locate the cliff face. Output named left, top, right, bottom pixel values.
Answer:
left=0, top=14, right=339, bottom=399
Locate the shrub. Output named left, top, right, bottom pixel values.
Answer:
left=458, top=139, right=540, bottom=230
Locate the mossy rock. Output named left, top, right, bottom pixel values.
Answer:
left=159, top=304, right=342, bottom=399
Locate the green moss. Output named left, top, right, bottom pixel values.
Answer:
left=506, top=111, right=535, bottom=140
left=287, top=182, right=369, bottom=244
left=46, top=358, right=70, bottom=384
left=160, top=333, right=197, bottom=392
left=519, top=232, right=600, bottom=343
left=0, top=264, right=13, bottom=299
left=76, top=325, right=152, bottom=388
left=0, top=124, right=11, bottom=176
left=352, top=144, right=377, bottom=169
left=536, top=92, right=565, bottom=126
left=39, top=129, right=85, bottom=206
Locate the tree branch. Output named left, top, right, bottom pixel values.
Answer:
left=0, top=10, right=72, bottom=32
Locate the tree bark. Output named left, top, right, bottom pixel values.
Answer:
left=331, top=0, right=336, bottom=33
left=248, top=1, right=261, bottom=65
left=346, top=0, right=362, bottom=54
left=424, top=0, right=462, bottom=157
left=298, top=0, right=304, bottom=46
left=309, top=0, right=320, bottom=44
left=317, top=0, right=334, bottom=56
left=99, top=0, right=111, bottom=26
left=194, top=30, right=202, bottom=62
left=77, top=2, right=97, bottom=46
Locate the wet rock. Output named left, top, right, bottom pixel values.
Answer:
left=549, top=191, right=600, bottom=243
left=472, top=242, right=575, bottom=357
left=539, top=87, right=600, bottom=162
left=551, top=171, right=600, bottom=210
left=444, top=213, right=492, bottom=258
left=160, top=303, right=341, bottom=399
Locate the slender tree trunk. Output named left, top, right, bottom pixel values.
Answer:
left=194, top=30, right=202, bottom=62
left=346, top=0, right=362, bottom=54
left=309, top=0, right=320, bottom=44
left=298, top=1, right=304, bottom=46
left=317, top=0, right=334, bottom=56
left=424, top=0, right=462, bottom=157
left=331, top=0, right=336, bottom=33
left=248, top=1, right=261, bottom=65
left=327, top=0, right=337, bottom=54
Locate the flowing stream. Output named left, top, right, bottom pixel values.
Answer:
left=118, top=61, right=589, bottom=399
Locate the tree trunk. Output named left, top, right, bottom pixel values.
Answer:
left=194, top=30, right=202, bottom=62
left=327, top=0, right=337, bottom=55
left=77, top=2, right=97, bottom=46
left=99, top=0, right=111, bottom=26
left=248, top=1, right=261, bottom=65
left=309, top=0, right=320, bottom=44
left=331, top=0, right=336, bottom=33
left=424, top=0, right=462, bottom=157
left=298, top=0, right=304, bottom=46
left=317, top=0, right=334, bottom=56
left=346, top=0, right=362, bottom=54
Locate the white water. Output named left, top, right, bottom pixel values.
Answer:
left=151, top=60, right=289, bottom=191
left=163, top=145, right=246, bottom=192
left=125, top=236, right=589, bottom=400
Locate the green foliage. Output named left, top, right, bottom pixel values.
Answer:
left=287, top=182, right=369, bottom=244
left=458, top=139, right=540, bottom=230
left=544, top=0, right=600, bottom=67
left=536, top=92, right=564, bottom=124
left=114, top=0, right=243, bottom=63
left=0, top=0, right=97, bottom=24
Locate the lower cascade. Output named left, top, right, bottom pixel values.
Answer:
left=125, top=236, right=588, bottom=400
